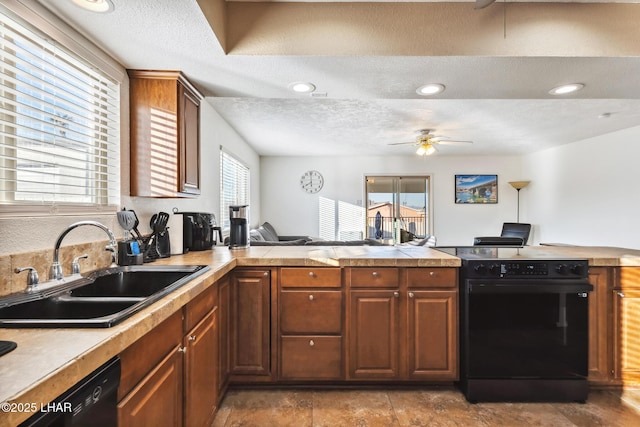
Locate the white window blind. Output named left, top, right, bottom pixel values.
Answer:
left=220, top=149, right=249, bottom=230
left=0, top=9, right=120, bottom=213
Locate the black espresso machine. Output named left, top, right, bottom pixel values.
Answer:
left=177, top=212, right=223, bottom=252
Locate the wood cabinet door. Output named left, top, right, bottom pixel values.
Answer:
left=588, top=267, right=612, bottom=384
left=118, top=346, right=183, bottom=427
left=613, top=288, right=640, bottom=384
left=230, top=269, right=272, bottom=377
left=217, top=275, right=231, bottom=394
left=184, top=308, right=218, bottom=427
left=179, top=84, right=200, bottom=195
left=348, top=290, right=400, bottom=379
left=407, top=290, right=458, bottom=380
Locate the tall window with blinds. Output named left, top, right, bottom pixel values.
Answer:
left=0, top=10, right=120, bottom=213
left=220, top=149, right=249, bottom=231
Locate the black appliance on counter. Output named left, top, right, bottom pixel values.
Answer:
left=19, top=357, right=120, bottom=426
left=436, top=246, right=593, bottom=403
left=180, top=212, right=222, bottom=252
left=229, top=205, right=249, bottom=249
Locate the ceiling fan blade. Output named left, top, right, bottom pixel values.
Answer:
left=435, top=139, right=474, bottom=146
left=475, top=0, right=496, bottom=9
left=388, top=141, right=417, bottom=146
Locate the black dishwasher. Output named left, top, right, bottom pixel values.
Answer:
left=19, top=357, right=120, bottom=427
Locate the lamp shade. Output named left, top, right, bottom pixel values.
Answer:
left=508, top=181, right=530, bottom=190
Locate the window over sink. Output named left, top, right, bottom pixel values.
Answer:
left=0, top=6, right=121, bottom=216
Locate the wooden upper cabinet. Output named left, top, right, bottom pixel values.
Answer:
left=128, top=70, right=203, bottom=197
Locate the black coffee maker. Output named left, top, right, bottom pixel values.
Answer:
left=229, top=205, right=249, bottom=249
left=180, top=212, right=222, bottom=252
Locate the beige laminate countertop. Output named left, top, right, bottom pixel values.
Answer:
left=0, top=244, right=638, bottom=426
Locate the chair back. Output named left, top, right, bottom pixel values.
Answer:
left=501, top=223, right=531, bottom=245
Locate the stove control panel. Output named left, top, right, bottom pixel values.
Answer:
left=466, top=259, right=589, bottom=279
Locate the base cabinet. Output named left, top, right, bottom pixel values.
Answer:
left=230, top=269, right=273, bottom=380
left=118, top=346, right=183, bottom=427
left=347, top=267, right=458, bottom=381
left=118, top=282, right=219, bottom=427
left=613, top=267, right=640, bottom=384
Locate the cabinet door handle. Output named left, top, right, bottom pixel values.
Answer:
left=178, top=346, right=187, bottom=354
left=393, top=291, right=400, bottom=298
left=309, top=340, right=315, bottom=347
left=263, top=271, right=269, bottom=277
left=309, top=294, right=314, bottom=301
left=188, top=335, right=197, bottom=342
left=409, top=292, right=415, bottom=298
left=618, top=292, right=625, bottom=298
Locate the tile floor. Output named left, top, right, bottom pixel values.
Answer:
left=211, top=387, right=640, bottom=427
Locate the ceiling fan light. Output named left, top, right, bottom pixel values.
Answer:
left=416, top=84, right=445, bottom=96
left=416, top=143, right=436, bottom=156
left=288, top=82, right=316, bottom=93
left=548, top=83, right=584, bottom=96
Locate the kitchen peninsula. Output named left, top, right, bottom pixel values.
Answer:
left=1, top=245, right=639, bottom=426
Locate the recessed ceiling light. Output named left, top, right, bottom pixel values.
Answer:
left=288, top=82, right=316, bottom=94
left=416, top=84, right=446, bottom=96
left=70, top=0, right=115, bottom=13
left=548, top=83, right=584, bottom=96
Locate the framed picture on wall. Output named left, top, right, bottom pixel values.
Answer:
left=455, top=175, right=498, bottom=204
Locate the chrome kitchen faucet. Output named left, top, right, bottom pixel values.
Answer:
left=50, top=221, right=118, bottom=280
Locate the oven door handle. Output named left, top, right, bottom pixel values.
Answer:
left=468, top=280, right=593, bottom=294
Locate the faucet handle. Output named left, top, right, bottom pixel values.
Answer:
left=72, top=254, right=88, bottom=275
left=14, top=267, right=40, bottom=290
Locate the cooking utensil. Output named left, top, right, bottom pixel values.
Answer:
left=117, top=210, right=137, bottom=231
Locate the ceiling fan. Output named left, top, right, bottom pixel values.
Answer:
left=388, top=129, right=473, bottom=156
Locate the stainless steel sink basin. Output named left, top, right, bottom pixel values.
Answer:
left=0, top=265, right=210, bottom=328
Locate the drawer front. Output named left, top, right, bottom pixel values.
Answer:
left=280, top=267, right=341, bottom=288
left=349, top=268, right=399, bottom=288
left=406, top=268, right=457, bottom=288
left=280, top=290, right=342, bottom=334
left=184, top=280, right=217, bottom=332
left=280, top=336, right=343, bottom=380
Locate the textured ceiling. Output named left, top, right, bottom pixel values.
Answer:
left=35, top=0, right=640, bottom=157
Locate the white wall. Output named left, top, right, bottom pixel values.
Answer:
left=522, top=125, right=640, bottom=249
left=260, top=155, right=522, bottom=246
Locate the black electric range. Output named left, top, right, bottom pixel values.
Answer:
left=437, top=246, right=592, bottom=403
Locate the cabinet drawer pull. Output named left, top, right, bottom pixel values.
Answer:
left=372, top=272, right=378, bottom=277
left=309, top=294, right=314, bottom=301
left=263, top=271, right=269, bottom=277
left=393, top=291, right=400, bottom=298
left=309, top=340, right=315, bottom=347
left=429, top=271, right=435, bottom=277
left=409, top=292, right=415, bottom=298
left=618, top=292, right=626, bottom=298
left=309, top=271, right=315, bottom=277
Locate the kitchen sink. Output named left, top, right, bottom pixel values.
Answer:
left=70, top=268, right=200, bottom=298
left=0, top=265, right=210, bottom=328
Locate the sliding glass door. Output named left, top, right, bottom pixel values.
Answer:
left=365, top=176, right=431, bottom=243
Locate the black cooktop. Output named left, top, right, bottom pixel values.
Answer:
left=435, top=246, right=586, bottom=261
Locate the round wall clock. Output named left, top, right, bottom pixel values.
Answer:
left=300, top=170, right=324, bottom=193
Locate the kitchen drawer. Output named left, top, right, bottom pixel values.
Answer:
left=183, top=279, right=217, bottom=332
left=349, top=268, right=399, bottom=288
left=280, top=336, right=343, bottom=380
left=280, top=267, right=341, bottom=288
left=406, top=268, right=457, bottom=289
left=280, top=290, right=342, bottom=334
